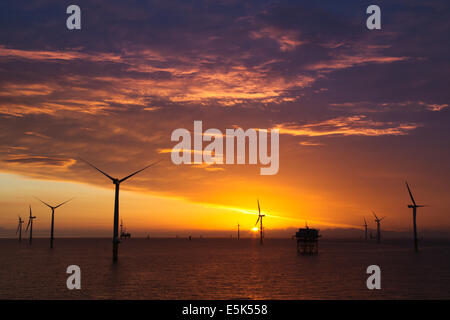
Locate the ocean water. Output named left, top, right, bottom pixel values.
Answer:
left=0, top=238, right=449, bottom=299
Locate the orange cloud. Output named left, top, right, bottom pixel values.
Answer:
left=249, top=27, right=305, bottom=51
left=0, top=46, right=122, bottom=62
left=306, top=55, right=408, bottom=71
left=275, top=115, right=420, bottom=137
left=3, top=155, right=76, bottom=168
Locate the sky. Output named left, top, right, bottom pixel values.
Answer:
left=0, top=0, right=449, bottom=238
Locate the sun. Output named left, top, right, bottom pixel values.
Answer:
left=252, top=227, right=258, bottom=232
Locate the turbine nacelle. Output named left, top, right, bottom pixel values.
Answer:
left=408, top=204, right=425, bottom=208
left=406, top=181, right=427, bottom=207
left=79, top=157, right=161, bottom=186
left=372, top=211, right=384, bottom=222
left=36, top=197, right=73, bottom=211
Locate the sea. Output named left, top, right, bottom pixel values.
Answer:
left=1, top=238, right=449, bottom=299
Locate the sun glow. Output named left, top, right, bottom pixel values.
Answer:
left=252, top=227, right=258, bottom=232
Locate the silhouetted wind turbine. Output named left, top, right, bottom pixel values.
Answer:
left=255, top=199, right=265, bottom=245
left=406, top=181, right=427, bottom=252
left=372, top=211, right=385, bottom=244
left=79, top=158, right=160, bottom=262
left=363, top=217, right=368, bottom=241
left=16, top=215, right=24, bottom=242
left=36, top=197, right=73, bottom=248
left=237, top=223, right=240, bottom=240
left=25, top=206, right=36, bottom=245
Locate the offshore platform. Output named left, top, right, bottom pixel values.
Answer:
left=295, top=225, right=321, bottom=255
left=120, top=219, right=131, bottom=240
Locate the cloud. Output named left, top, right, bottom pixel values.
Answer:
left=275, top=115, right=420, bottom=137
left=330, top=101, right=449, bottom=112
left=0, top=1, right=413, bottom=117
left=299, top=141, right=324, bottom=146
left=24, top=131, right=51, bottom=139
left=306, top=55, right=409, bottom=72
left=3, top=155, right=75, bottom=167
left=0, top=0, right=448, bottom=220
left=419, top=102, right=448, bottom=112
left=249, top=26, right=305, bottom=51
left=0, top=46, right=122, bottom=63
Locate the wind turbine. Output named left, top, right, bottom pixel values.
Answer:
left=36, top=197, right=73, bottom=248
left=237, top=223, right=240, bottom=240
left=25, top=206, right=36, bottom=245
left=79, top=158, right=160, bottom=262
left=372, top=211, right=385, bottom=244
left=363, top=217, right=368, bottom=241
left=16, top=216, right=24, bottom=242
left=255, top=199, right=265, bottom=245
left=406, top=181, right=427, bottom=252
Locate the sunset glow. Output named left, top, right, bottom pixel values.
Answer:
left=0, top=1, right=449, bottom=240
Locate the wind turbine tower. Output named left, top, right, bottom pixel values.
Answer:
left=372, top=211, right=385, bottom=244
left=237, top=223, right=240, bottom=240
left=363, top=217, right=368, bottom=241
left=25, top=206, right=36, bottom=245
left=406, top=181, right=427, bottom=252
left=80, top=158, right=160, bottom=262
left=16, top=216, right=24, bottom=242
left=36, top=197, right=73, bottom=248
left=255, top=199, right=265, bottom=245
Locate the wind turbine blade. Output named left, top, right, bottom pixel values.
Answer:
left=54, top=198, right=74, bottom=209
left=255, top=216, right=260, bottom=226
left=372, top=211, right=378, bottom=220
left=405, top=181, right=417, bottom=206
left=25, top=220, right=31, bottom=232
left=257, top=199, right=261, bottom=215
left=79, top=157, right=115, bottom=181
left=364, top=217, right=367, bottom=225
left=380, top=216, right=386, bottom=221
left=35, top=197, right=53, bottom=209
left=119, top=160, right=161, bottom=183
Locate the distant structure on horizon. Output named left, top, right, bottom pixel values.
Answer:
left=16, top=215, right=24, bottom=242
left=120, top=219, right=131, bottom=240
left=372, top=211, right=385, bottom=244
left=25, top=206, right=36, bottom=245
left=295, top=224, right=320, bottom=255
left=36, top=197, right=73, bottom=248
left=255, top=199, right=265, bottom=245
left=237, top=223, right=240, bottom=240
left=363, top=217, right=368, bottom=241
